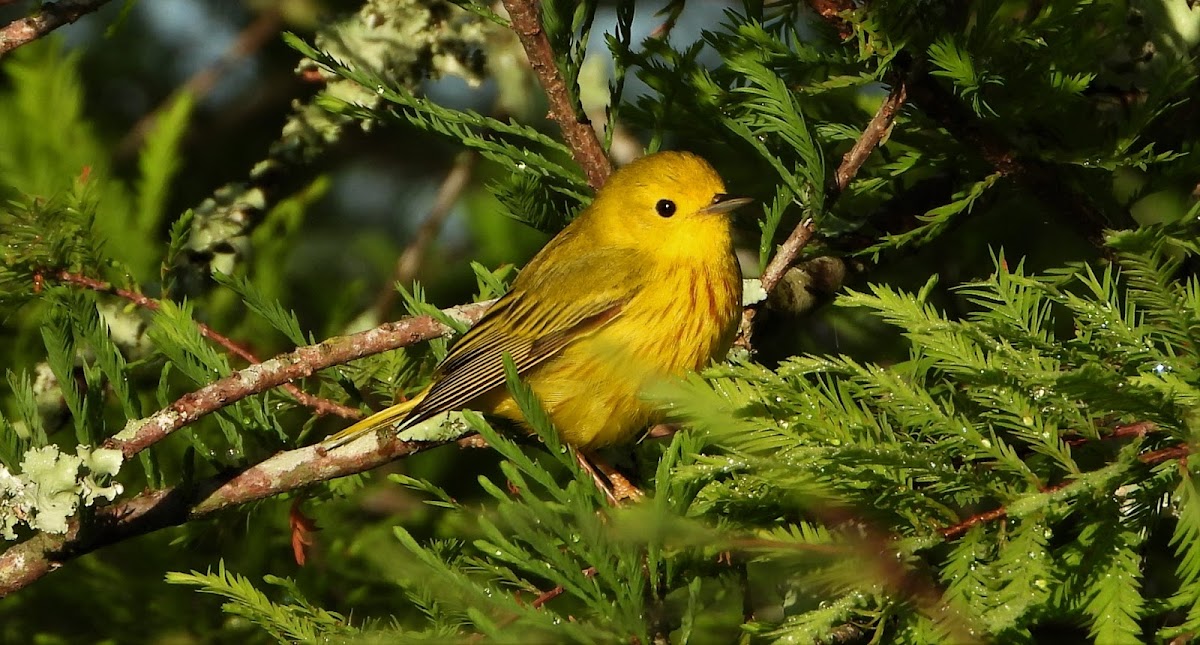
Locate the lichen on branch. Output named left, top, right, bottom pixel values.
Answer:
left=0, top=444, right=122, bottom=539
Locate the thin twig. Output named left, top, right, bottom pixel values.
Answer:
left=591, top=455, right=645, bottom=503
left=736, top=219, right=816, bottom=347
left=531, top=567, right=597, bottom=609
left=0, top=0, right=113, bottom=58
left=0, top=429, right=484, bottom=596
left=1065, top=420, right=1156, bottom=447
left=648, top=0, right=684, bottom=40
left=57, top=271, right=362, bottom=420
left=939, top=438, right=1190, bottom=540
left=803, top=1, right=1113, bottom=248
left=805, top=0, right=856, bottom=39
left=373, top=151, right=478, bottom=317
left=757, top=219, right=819, bottom=297
left=732, top=527, right=983, bottom=643
left=738, top=76, right=908, bottom=347
left=765, top=76, right=908, bottom=292
left=500, top=0, right=612, bottom=189
left=466, top=566, right=598, bottom=642
left=574, top=452, right=620, bottom=506
left=1138, top=443, right=1191, bottom=465
left=101, top=298, right=493, bottom=458
left=115, top=6, right=283, bottom=158
left=832, top=79, right=908, bottom=199
left=938, top=502, right=1024, bottom=541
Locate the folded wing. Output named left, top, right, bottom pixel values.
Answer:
left=397, top=243, right=648, bottom=429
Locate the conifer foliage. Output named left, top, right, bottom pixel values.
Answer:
left=1, top=0, right=1199, bottom=643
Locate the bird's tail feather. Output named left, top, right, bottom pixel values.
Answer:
left=322, top=394, right=424, bottom=449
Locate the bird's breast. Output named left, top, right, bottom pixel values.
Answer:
left=609, top=254, right=742, bottom=374
left=502, top=254, right=741, bottom=449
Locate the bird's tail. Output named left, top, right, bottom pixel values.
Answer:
left=322, top=392, right=426, bottom=449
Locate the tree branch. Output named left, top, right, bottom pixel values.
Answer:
left=57, top=271, right=363, bottom=420
left=500, top=0, right=612, bottom=190
left=0, top=0, right=112, bottom=58
left=103, top=299, right=493, bottom=458
left=0, top=425, right=483, bottom=597
left=0, top=297, right=496, bottom=595
left=766, top=76, right=908, bottom=295
left=806, top=0, right=855, bottom=39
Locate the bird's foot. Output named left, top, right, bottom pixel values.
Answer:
left=575, top=451, right=644, bottom=505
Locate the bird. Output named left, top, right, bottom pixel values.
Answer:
left=324, top=150, right=749, bottom=451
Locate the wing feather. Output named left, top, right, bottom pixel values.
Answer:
left=398, top=242, right=646, bottom=428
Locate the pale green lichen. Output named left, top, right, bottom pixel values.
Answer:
left=308, top=0, right=490, bottom=91
left=184, top=0, right=496, bottom=283
left=443, top=300, right=494, bottom=330
left=397, top=411, right=471, bottom=443
left=112, top=414, right=157, bottom=444
left=742, top=278, right=768, bottom=307
left=0, top=445, right=124, bottom=540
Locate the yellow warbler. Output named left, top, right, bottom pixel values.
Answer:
left=326, top=151, right=749, bottom=450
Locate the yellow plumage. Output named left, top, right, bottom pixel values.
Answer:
left=325, top=151, right=747, bottom=450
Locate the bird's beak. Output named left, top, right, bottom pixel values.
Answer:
left=702, top=194, right=754, bottom=215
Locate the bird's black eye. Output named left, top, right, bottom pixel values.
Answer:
left=655, top=199, right=677, bottom=218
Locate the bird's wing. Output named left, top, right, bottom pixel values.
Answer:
left=400, top=243, right=647, bottom=427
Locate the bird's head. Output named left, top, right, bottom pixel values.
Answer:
left=584, top=151, right=751, bottom=259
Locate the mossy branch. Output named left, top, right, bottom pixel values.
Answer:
left=103, top=299, right=493, bottom=459
left=0, top=297, right=495, bottom=595
left=0, top=427, right=484, bottom=597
